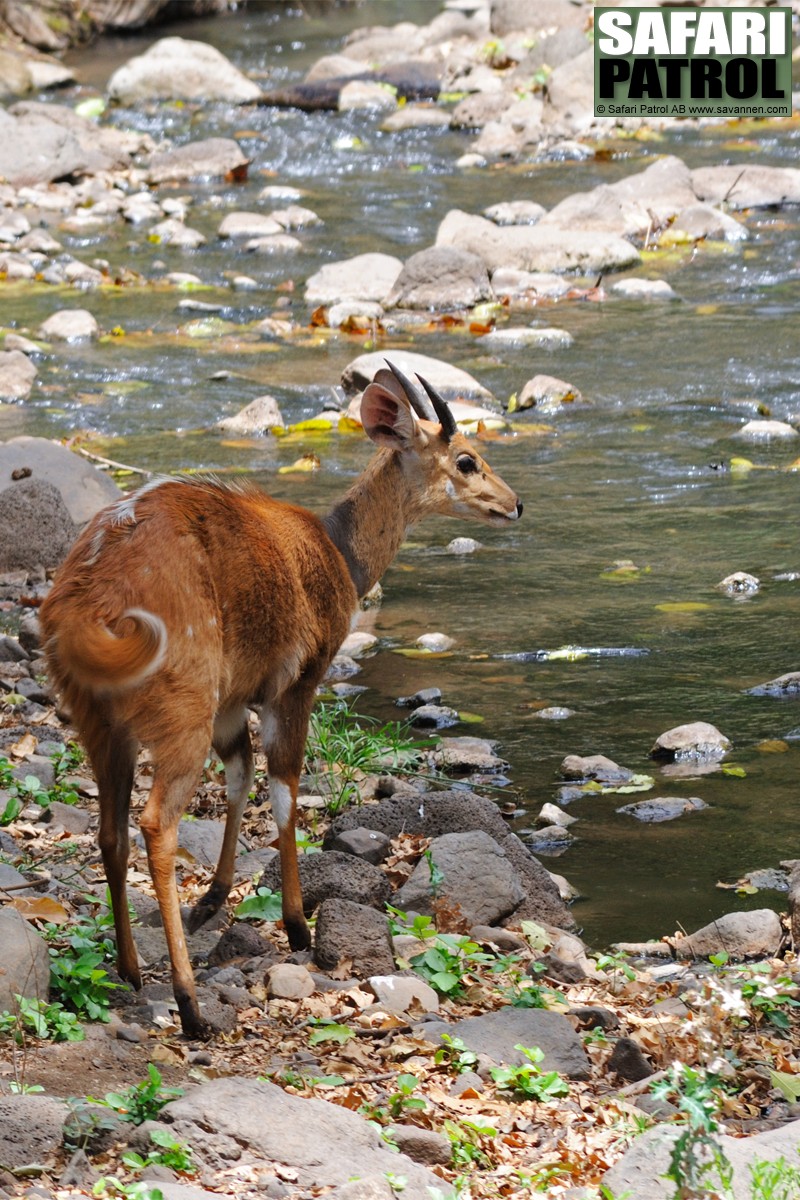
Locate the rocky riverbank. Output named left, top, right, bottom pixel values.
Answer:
left=3, top=1, right=800, bottom=1196
left=2, top=515, right=800, bottom=1198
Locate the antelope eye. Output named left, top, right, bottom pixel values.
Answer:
left=456, top=454, right=479, bottom=475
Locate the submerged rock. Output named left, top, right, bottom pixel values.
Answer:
left=0, top=349, right=37, bottom=399
left=437, top=209, right=640, bottom=274
left=215, top=394, right=284, bottom=435
left=650, top=722, right=730, bottom=762
left=617, top=796, right=707, bottom=823
left=510, top=374, right=582, bottom=412
left=747, top=671, right=800, bottom=698
left=717, top=571, right=760, bottom=595
left=146, top=137, right=250, bottom=183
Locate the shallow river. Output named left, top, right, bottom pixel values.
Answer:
left=3, top=1, right=800, bottom=947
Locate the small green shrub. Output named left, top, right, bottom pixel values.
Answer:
left=92, top=1064, right=184, bottom=1125
left=0, top=996, right=84, bottom=1043
left=490, top=1045, right=570, bottom=1101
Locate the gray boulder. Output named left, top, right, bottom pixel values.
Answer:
left=671, top=203, right=748, bottom=242
left=0, top=1093, right=70, bottom=1170
left=675, top=909, right=783, bottom=960
left=0, top=479, right=81, bottom=572
left=314, top=898, right=395, bottom=976
left=397, top=830, right=526, bottom=925
left=541, top=48, right=594, bottom=136
left=108, top=37, right=262, bottom=104
left=163, top=1077, right=444, bottom=1192
left=38, top=308, right=98, bottom=340
left=305, top=253, right=403, bottom=305
left=0, top=436, right=120, bottom=538
left=602, top=1118, right=800, bottom=1200
left=215, top=394, right=284, bottom=435
left=0, top=907, right=51, bottom=1013
left=259, top=850, right=391, bottom=913
left=430, top=1006, right=591, bottom=1079
left=384, top=245, right=493, bottom=310
left=491, top=0, right=586, bottom=36
left=0, top=104, right=133, bottom=187
left=325, top=790, right=573, bottom=929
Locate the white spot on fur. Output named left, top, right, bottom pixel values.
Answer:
left=269, top=777, right=293, bottom=831
left=186, top=625, right=194, bottom=638
left=445, top=479, right=457, bottom=499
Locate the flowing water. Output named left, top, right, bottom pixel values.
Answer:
left=3, top=2, right=800, bottom=946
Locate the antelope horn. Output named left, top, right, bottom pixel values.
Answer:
left=415, top=373, right=458, bottom=442
left=384, top=359, right=437, bottom=424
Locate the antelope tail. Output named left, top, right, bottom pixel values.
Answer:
left=50, top=608, right=167, bottom=691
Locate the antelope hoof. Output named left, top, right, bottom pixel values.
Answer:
left=176, top=995, right=214, bottom=1042
left=285, top=915, right=312, bottom=952
left=186, top=882, right=229, bottom=933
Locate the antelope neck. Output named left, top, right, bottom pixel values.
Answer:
left=323, top=449, right=426, bottom=598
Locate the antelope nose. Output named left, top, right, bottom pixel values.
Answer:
left=516, top=500, right=523, bottom=518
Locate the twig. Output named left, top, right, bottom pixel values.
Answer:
left=0, top=878, right=47, bottom=893
left=617, top=1068, right=668, bottom=1096
left=73, top=446, right=153, bottom=478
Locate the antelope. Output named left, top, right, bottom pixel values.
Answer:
left=40, top=363, right=522, bottom=1039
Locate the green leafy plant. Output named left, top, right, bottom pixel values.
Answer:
left=307, top=1019, right=355, bottom=1047
left=48, top=946, right=118, bottom=1022
left=122, top=1129, right=195, bottom=1175
left=93, top=1179, right=164, bottom=1199
left=748, top=1154, right=800, bottom=1200
left=595, top=950, right=637, bottom=985
left=93, top=1065, right=184, bottom=1125
left=409, top=933, right=492, bottom=998
left=651, top=1063, right=733, bottom=1199
left=490, top=1045, right=570, bottom=1101
left=737, top=964, right=800, bottom=1033
left=386, top=1073, right=427, bottom=1120
left=234, top=887, right=283, bottom=922
left=0, top=996, right=84, bottom=1043
left=434, top=1034, right=478, bottom=1075
left=443, top=1117, right=497, bottom=1169
left=0, top=743, right=85, bottom=824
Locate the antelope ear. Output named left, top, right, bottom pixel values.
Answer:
left=360, top=381, right=426, bottom=451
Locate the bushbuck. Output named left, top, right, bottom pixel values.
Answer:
left=40, top=363, right=522, bottom=1038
